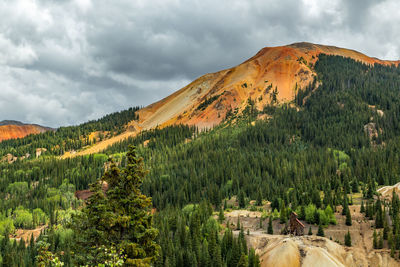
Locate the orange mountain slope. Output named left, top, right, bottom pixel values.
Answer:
left=0, top=123, right=50, bottom=142
left=138, top=42, right=400, bottom=129
left=63, top=42, right=400, bottom=157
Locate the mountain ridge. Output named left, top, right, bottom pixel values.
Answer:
left=61, top=42, right=400, bottom=157
left=0, top=121, right=52, bottom=142
left=137, top=42, right=400, bottom=130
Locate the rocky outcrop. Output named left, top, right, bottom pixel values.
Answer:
left=364, top=122, right=378, bottom=141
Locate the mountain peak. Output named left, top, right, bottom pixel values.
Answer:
left=137, top=42, right=400, bottom=130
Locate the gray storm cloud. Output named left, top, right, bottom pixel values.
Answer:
left=0, top=0, right=399, bottom=127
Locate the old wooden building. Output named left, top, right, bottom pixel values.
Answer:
left=288, top=211, right=305, bottom=236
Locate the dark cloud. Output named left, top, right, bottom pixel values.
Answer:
left=0, top=0, right=399, bottom=127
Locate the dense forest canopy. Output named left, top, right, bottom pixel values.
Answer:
left=1, top=55, right=400, bottom=265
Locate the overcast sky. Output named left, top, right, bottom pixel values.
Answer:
left=1, top=0, right=399, bottom=127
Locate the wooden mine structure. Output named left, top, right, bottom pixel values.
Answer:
left=288, top=211, right=305, bottom=236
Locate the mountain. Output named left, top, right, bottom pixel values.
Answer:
left=0, top=120, right=52, bottom=142
left=137, top=42, right=400, bottom=129
left=56, top=42, right=400, bottom=157
left=2, top=43, right=400, bottom=266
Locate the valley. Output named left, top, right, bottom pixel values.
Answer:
left=1, top=43, right=400, bottom=266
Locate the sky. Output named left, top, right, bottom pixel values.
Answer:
left=1, top=0, right=400, bottom=127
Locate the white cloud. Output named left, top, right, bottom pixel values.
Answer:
left=0, top=0, right=398, bottom=127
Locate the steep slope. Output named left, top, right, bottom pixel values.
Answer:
left=0, top=121, right=51, bottom=142
left=67, top=42, right=400, bottom=157
left=137, top=42, right=400, bottom=129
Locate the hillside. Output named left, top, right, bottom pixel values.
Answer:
left=223, top=208, right=398, bottom=267
left=2, top=45, right=400, bottom=266
left=66, top=42, right=400, bottom=157
left=137, top=42, right=400, bottom=129
left=0, top=121, right=51, bottom=142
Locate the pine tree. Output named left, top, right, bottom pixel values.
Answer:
left=365, top=201, right=371, bottom=218
left=345, top=207, right=352, bottom=226
left=212, top=245, right=222, bottom=267
left=342, top=196, right=348, bottom=215
left=391, top=242, right=395, bottom=258
left=375, top=200, right=384, bottom=228
left=248, top=248, right=260, bottom=267
left=280, top=202, right=287, bottom=224
left=344, top=230, right=352, bottom=247
left=314, top=209, right=320, bottom=225
left=360, top=201, right=365, bottom=213
left=200, top=239, right=210, bottom=267
left=383, top=220, right=389, bottom=240
left=378, top=231, right=384, bottom=249
left=218, top=207, right=225, bottom=223
left=237, top=253, right=248, bottom=267
left=236, top=217, right=241, bottom=230
left=299, top=205, right=306, bottom=220
left=256, top=189, right=263, bottom=206
left=317, top=223, right=324, bottom=237
left=72, top=145, right=160, bottom=266
left=268, top=216, right=273, bottom=234
left=373, top=229, right=378, bottom=249
left=238, top=190, right=246, bottom=208
left=308, top=226, right=313, bottom=235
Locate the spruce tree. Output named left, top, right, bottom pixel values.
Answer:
left=344, top=230, right=351, bottom=247
left=236, top=217, right=241, bottom=230
left=360, top=201, right=365, bottom=213
left=280, top=202, right=287, bottom=224
left=378, top=231, right=384, bottom=249
left=342, top=196, right=348, bottom=215
left=314, top=209, right=320, bottom=225
left=373, top=229, right=378, bottom=249
left=238, top=190, right=246, bottom=208
left=218, top=207, right=225, bottom=223
left=256, top=189, right=263, bottom=206
left=383, top=220, right=389, bottom=240
left=300, top=205, right=306, bottom=220
left=391, top=242, right=395, bottom=258
left=237, top=253, right=248, bottom=267
left=375, top=200, right=384, bottom=228
left=345, top=208, right=352, bottom=226
left=248, top=249, right=260, bottom=267
left=308, top=226, right=313, bottom=235
left=268, top=216, right=273, bottom=234
left=72, top=145, right=160, bottom=266
left=317, top=223, right=324, bottom=237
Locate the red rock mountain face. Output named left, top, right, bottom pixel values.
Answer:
left=59, top=42, right=400, bottom=157
left=0, top=123, right=50, bottom=142
left=137, top=42, right=400, bottom=129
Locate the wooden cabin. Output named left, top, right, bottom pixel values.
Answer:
left=288, top=211, right=304, bottom=236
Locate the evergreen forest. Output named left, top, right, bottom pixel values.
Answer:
left=1, top=55, right=400, bottom=265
